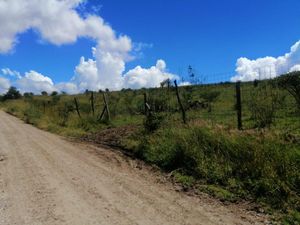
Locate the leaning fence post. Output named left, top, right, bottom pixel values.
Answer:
left=143, top=93, right=148, bottom=116
left=174, top=80, right=186, bottom=124
left=74, top=97, right=81, bottom=119
left=236, top=81, right=242, bottom=130
left=103, top=93, right=110, bottom=121
left=143, top=92, right=151, bottom=117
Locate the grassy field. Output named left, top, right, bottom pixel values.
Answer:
left=1, top=80, right=299, bottom=224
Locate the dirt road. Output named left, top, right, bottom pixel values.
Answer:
left=0, top=111, right=268, bottom=225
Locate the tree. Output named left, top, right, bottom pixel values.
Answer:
left=2, top=87, right=22, bottom=101
left=23, top=92, right=34, bottom=98
left=51, top=91, right=58, bottom=96
left=41, top=91, right=48, bottom=96
left=276, top=71, right=300, bottom=110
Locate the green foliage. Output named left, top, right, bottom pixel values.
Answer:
left=41, top=91, right=48, bottom=96
left=199, top=91, right=220, bottom=112
left=2, top=87, right=22, bottom=101
left=51, top=91, right=58, bottom=96
left=143, top=112, right=164, bottom=133
left=277, top=71, right=300, bottom=111
left=173, top=172, right=195, bottom=188
left=200, top=90, right=220, bottom=103
left=199, top=185, right=236, bottom=202
left=282, top=211, right=300, bottom=225
left=23, top=92, right=34, bottom=98
left=248, top=82, right=285, bottom=128
left=24, top=106, right=42, bottom=125
left=131, top=124, right=300, bottom=211
left=51, top=95, right=61, bottom=104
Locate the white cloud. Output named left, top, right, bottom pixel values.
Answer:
left=123, top=60, right=178, bottom=89
left=0, top=0, right=131, bottom=54
left=232, top=40, right=300, bottom=82
left=55, top=82, right=78, bottom=94
left=73, top=48, right=178, bottom=91
left=0, top=77, right=10, bottom=94
left=72, top=45, right=178, bottom=91
left=1, top=68, right=22, bottom=79
left=0, top=0, right=179, bottom=93
left=16, top=70, right=57, bottom=94
left=179, top=82, right=191, bottom=87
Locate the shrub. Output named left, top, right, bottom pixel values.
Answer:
left=277, top=71, right=300, bottom=111
left=134, top=124, right=300, bottom=209
left=24, top=106, right=42, bottom=124
left=143, top=112, right=164, bottom=133
left=248, top=82, right=284, bottom=128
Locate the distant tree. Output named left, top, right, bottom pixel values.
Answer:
left=61, top=91, right=67, bottom=95
left=2, top=87, right=22, bottom=101
left=41, top=91, right=48, bottom=96
left=276, top=71, right=300, bottom=110
left=51, top=91, right=58, bottom=96
left=23, top=92, right=34, bottom=98
left=105, top=88, right=110, bottom=92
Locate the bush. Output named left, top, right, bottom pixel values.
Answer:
left=24, top=106, right=42, bottom=125
left=248, top=82, right=285, bottom=128
left=143, top=112, right=164, bottom=133
left=277, top=71, right=300, bottom=111
left=133, top=124, right=300, bottom=210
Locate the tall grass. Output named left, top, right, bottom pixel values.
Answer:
left=124, top=122, right=300, bottom=223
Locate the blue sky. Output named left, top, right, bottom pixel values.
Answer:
left=1, top=0, right=300, bottom=93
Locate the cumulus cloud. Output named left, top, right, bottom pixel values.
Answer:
left=55, top=82, right=78, bottom=94
left=231, top=40, right=300, bottom=82
left=0, top=0, right=178, bottom=92
left=1, top=68, right=62, bottom=94
left=0, top=77, right=10, bottom=94
left=123, top=60, right=178, bottom=89
left=0, top=0, right=132, bottom=54
left=1, top=58, right=177, bottom=94
left=73, top=54, right=177, bottom=91
left=16, top=70, right=57, bottom=94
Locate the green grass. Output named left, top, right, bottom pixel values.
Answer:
left=124, top=122, right=300, bottom=223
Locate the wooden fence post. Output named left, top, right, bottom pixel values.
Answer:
left=143, top=93, right=148, bottom=115
left=103, top=93, right=110, bottom=121
left=74, top=97, right=81, bottom=119
left=143, top=93, right=151, bottom=117
left=90, top=92, right=95, bottom=116
left=236, top=81, right=242, bottom=130
left=174, top=80, right=187, bottom=124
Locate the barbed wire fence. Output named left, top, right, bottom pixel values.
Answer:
left=22, top=67, right=300, bottom=133
left=141, top=67, right=300, bottom=132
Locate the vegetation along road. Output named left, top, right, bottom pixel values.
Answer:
left=0, top=111, right=269, bottom=225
